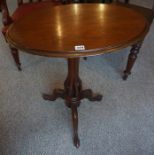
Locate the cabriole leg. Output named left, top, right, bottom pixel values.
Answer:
left=71, top=103, right=80, bottom=148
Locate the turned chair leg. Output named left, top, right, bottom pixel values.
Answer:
left=9, top=46, right=22, bottom=71
left=123, top=42, right=142, bottom=80
left=2, top=31, right=22, bottom=71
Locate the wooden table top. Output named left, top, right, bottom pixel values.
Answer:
left=6, top=4, right=148, bottom=58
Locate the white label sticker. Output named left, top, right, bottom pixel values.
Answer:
left=75, top=45, right=85, bottom=51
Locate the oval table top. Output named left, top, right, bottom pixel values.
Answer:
left=6, top=4, right=148, bottom=58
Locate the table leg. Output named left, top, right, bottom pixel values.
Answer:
left=43, top=58, right=102, bottom=148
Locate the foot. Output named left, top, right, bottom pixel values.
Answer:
left=74, top=135, right=80, bottom=148
left=122, top=71, right=131, bottom=80
left=80, top=89, right=102, bottom=101
left=43, top=89, right=65, bottom=101
left=17, top=65, right=22, bottom=71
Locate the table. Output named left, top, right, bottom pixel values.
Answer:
left=6, top=3, right=148, bottom=148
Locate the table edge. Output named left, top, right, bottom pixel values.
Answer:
left=5, top=4, right=150, bottom=58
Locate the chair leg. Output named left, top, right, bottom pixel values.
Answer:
left=9, top=46, right=22, bottom=71
left=123, top=42, right=142, bottom=80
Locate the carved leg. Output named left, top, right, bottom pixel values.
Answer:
left=43, top=58, right=103, bottom=148
left=71, top=104, right=80, bottom=148
left=9, top=46, right=21, bottom=71
left=123, top=42, right=142, bottom=80
left=65, top=58, right=81, bottom=147
left=80, top=89, right=102, bottom=101
left=43, top=89, right=65, bottom=101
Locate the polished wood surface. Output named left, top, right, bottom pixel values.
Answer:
left=6, top=4, right=148, bottom=58
left=5, top=3, right=150, bottom=148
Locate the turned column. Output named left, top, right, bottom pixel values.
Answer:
left=64, top=58, right=81, bottom=148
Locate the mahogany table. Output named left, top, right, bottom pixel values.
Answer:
left=6, top=3, right=148, bottom=148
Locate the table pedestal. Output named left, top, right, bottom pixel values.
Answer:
left=43, top=58, right=102, bottom=148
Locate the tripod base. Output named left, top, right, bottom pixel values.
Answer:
left=43, top=58, right=102, bottom=148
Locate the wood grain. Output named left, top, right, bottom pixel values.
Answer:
left=6, top=4, right=149, bottom=58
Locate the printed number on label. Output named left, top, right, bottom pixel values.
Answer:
left=75, top=45, right=85, bottom=51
